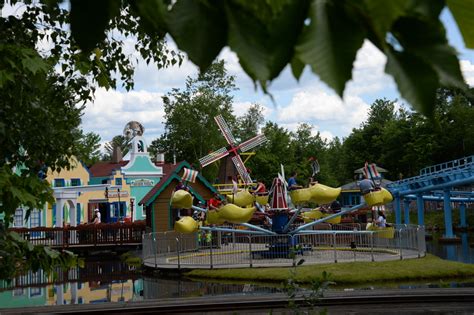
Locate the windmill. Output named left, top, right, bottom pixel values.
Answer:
left=199, top=114, right=267, bottom=185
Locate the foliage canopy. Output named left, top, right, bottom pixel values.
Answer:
left=15, top=0, right=474, bottom=117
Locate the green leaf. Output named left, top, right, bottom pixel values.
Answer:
left=129, top=0, right=168, bottom=37
left=447, top=0, right=474, bottom=49
left=296, top=0, right=366, bottom=96
left=385, top=49, right=438, bottom=116
left=21, top=55, right=49, bottom=75
left=225, top=0, right=309, bottom=86
left=9, top=231, right=24, bottom=243
left=44, top=246, right=60, bottom=259
left=290, top=55, right=305, bottom=81
left=363, top=0, right=409, bottom=40
left=392, top=17, right=467, bottom=90
left=167, top=0, right=227, bottom=71
left=70, top=0, right=120, bottom=53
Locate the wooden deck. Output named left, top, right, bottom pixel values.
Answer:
left=9, top=222, right=146, bottom=249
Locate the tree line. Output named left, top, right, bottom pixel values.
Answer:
left=90, top=61, right=473, bottom=188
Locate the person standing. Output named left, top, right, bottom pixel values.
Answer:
left=287, top=172, right=301, bottom=190
left=93, top=208, right=101, bottom=224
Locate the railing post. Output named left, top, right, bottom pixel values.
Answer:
left=399, top=228, right=403, bottom=260
left=249, top=235, right=253, bottom=268
left=153, top=234, right=157, bottom=268
left=209, top=234, right=214, bottom=269
left=333, top=232, right=337, bottom=263
left=176, top=237, right=181, bottom=270
left=292, top=235, right=296, bottom=267
left=369, top=232, right=375, bottom=262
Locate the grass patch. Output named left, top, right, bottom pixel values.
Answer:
left=185, top=255, right=474, bottom=285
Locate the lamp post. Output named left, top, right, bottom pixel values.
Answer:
left=130, top=199, right=134, bottom=223
left=104, top=187, right=109, bottom=223
left=117, top=188, right=122, bottom=223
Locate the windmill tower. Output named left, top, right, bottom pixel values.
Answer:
left=199, top=115, right=267, bottom=185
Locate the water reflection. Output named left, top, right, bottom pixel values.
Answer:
left=0, top=258, right=279, bottom=309
left=0, top=259, right=144, bottom=308
left=2, top=233, right=474, bottom=309
left=426, top=232, right=474, bottom=264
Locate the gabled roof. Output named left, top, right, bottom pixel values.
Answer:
left=89, top=161, right=128, bottom=177
left=139, top=161, right=218, bottom=206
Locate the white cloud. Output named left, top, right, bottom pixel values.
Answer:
left=82, top=88, right=165, bottom=144
left=319, top=131, right=334, bottom=142
left=461, top=59, right=474, bottom=86
left=233, top=101, right=273, bottom=118
left=346, top=40, right=396, bottom=96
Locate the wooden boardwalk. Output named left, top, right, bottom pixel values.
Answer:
left=9, top=222, right=146, bottom=249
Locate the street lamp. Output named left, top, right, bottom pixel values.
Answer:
left=117, top=188, right=122, bottom=223
left=130, top=199, right=134, bottom=223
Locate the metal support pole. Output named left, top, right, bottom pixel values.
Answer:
left=209, top=236, right=213, bottom=269
left=248, top=235, right=253, bottom=268
left=416, top=227, right=421, bottom=258
left=292, top=235, right=296, bottom=267
left=399, top=228, right=403, bottom=260
left=443, top=189, right=455, bottom=238
left=176, top=237, right=180, bottom=270
left=416, top=194, right=425, bottom=226
left=370, top=232, right=374, bottom=262
left=333, top=232, right=337, bottom=263
left=394, top=196, right=402, bottom=225
left=403, top=199, right=410, bottom=224
left=459, top=202, right=468, bottom=228
left=153, top=234, right=157, bottom=268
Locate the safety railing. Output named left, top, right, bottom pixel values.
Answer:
left=142, top=224, right=426, bottom=269
left=9, top=221, right=146, bottom=248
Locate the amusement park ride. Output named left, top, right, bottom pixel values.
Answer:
left=170, top=116, right=395, bottom=253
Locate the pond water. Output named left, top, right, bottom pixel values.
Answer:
left=1, top=232, right=474, bottom=309
left=426, top=232, right=474, bottom=264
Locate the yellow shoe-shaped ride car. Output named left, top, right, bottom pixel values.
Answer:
left=366, top=222, right=395, bottom=239
left=174, top=216, right=199, bottom=233
left=290, top=183, right=341, bottom=205
left=171, top=189, right=193, bottom=209
left=226, top=190, right=255, bottom=207
left=363, top=188, right=393, bottom=207
left=301, top=209, right=341, bottom=224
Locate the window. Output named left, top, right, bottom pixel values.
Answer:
left=14, top=208, right=24, bottom=227
left=30, top=287, right=42, bottom=297
left=30, top=209, right=41, bottom=228
left=115, top=178, right=122, bottom=186
left=13, top=288, right=24, bottom=296
left=71, top=178, right=81, bottom=186
left=101, top=179, right=108, bottom=184
left=54, top=178, right=65, bottom=187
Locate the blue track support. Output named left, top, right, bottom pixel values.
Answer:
left=443, top=189, right=455, bottom=238
left=416, top=194, right=425, bottom=226
left=459, top=203, right=467, bottom=228
left=394, top=196, right=402, bottom=225
left=403, top=199, right=411, bottom=224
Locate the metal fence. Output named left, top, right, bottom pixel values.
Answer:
left=142, top=224, right=426, bottom=269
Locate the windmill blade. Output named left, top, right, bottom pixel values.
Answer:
left=239, top=134, right=268, bottom=152
left=215, top=115, right=237, bottom=145
left=231, top=155, right=253, bottom=185
left=199, top=147, right=229, bottom=167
